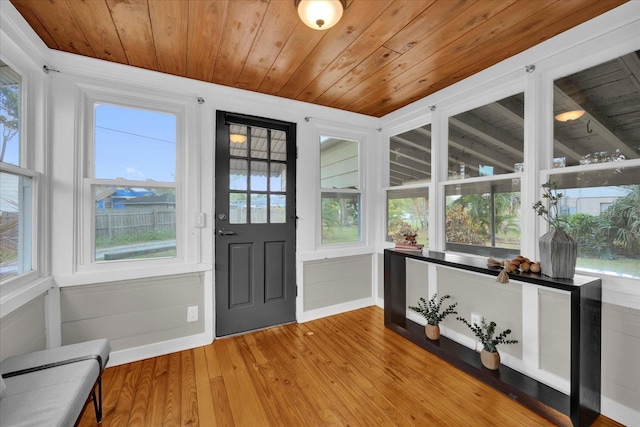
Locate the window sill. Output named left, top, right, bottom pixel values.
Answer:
left=0, top=276, right=53, bottom=317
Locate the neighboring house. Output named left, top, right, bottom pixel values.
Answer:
left=95, top=188, right=156, bottom=209
left=559, top=186, right=631, bottom=216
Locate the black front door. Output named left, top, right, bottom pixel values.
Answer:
left=215, top=111, right=296, bottom=336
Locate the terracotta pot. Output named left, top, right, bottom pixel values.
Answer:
left=480, top=349, right=500, bottom=370
left=425, top=324, right=440, bottom=340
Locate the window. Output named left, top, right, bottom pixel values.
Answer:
left=445, top=179, right=521, bottom=258
left=88, top=103, right=177, bottom=262
left=387, top=188, right=429, bottom=246
left=389, top=124, right=431, bottom=186
left=1, top=60, right=33, bottom=284
left=550, top=50, right=640, bottom=278
left=320, top=136, right=360, bottom=245
left=448, top=93, right=524, bottom=179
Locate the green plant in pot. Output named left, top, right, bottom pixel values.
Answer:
left=532, top=181, right=577, bottom=279
left=457, top=317, right=518, bottom=370
left=408, top=294, right=458, bottom=340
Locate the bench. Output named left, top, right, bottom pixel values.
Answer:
left=0, top=339, right=110, bottom=426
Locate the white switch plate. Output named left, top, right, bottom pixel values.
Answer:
left=471, top=313, right=482, bottom=327
left=187, top=305, right=198, bottom=322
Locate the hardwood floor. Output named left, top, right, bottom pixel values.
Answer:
left=79, top=307, right=622, bottom=426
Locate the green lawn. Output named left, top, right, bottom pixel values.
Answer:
left=322, top=225, right=360, bottom=244
left=577, top=257, right=640, bottom=278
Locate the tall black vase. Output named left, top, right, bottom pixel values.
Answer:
left=539, top=227, right=577, bottom=279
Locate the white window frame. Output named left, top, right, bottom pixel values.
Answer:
left=76, top=87, right=188, bottom=273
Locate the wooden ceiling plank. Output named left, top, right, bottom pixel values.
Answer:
left=276, top=0, right=394, bottom=99
left=148, top=0, right=189, bottom=77
left=298, top=0, right=434, bottom=103
left=333, top=0, right=520, bottom=113
left=318, top=47, right=400, bottom=107
left=186, top=0, right=227, bottom=82
left=365, top=0, right=627, bottom=116
left=236, top=64, right=270, bottom=92
left=212, top=0, right=269, bottom=88
left=245, top=1, right=299, bottom=70
left=63, top=0, right=127, bottom=64
left=9, top=0, right=59, bottom=49
left=106, top=0, right=158, bottom=71
left=11, top=0, right=94, bottom=57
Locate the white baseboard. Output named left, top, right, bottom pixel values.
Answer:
left=106, top=332, right=213, bottom=367
left=298, top=297, right=375, bottom=323
left=602, top=396, right=640, bottom=427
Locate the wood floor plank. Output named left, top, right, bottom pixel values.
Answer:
left=78, top=307, right=624, bottom=427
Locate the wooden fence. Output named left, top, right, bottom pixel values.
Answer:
left=96, top=208, right=175, bottom=241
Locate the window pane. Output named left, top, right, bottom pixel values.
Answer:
left=230, top=159, right=248, bottom=190
left=250, top=161, right=268, bottom=191
left=387, top=188, right=429, bottom=246
left=448, top=93, right=524, bottom=179
left=270, top=163, right=286, bottom=191
left=251, top=194, right=267, bottom=223
left=320, top=137, right=359, bottom=189
left=321, top=192, right=360, bottom=244
left=548, top=166, right=640, bottom=278
left=94, top=104, right=176, bottom=181
left=251, top=127, right=268, bottom=159
left=94, top=185, right=176, bottom=261
left=0, top=60, right=21, bottom=166
left=553, top=50, right=640, bottom=167
left=229, top=124, right=248, bottom=157
left=271, top=129, right=287, bottom=161
left=445, top=178, right=521, bottom=257
left=0, top=172, right=32, bottom=282
left=229, top=193, right=247, bottom=224
left=270, top=195, right=286, bottom=224
left=390, top=124, right=431, bottom=186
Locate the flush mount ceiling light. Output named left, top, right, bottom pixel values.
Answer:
left=295, top=0, right=347, bottom=30
left=554, top=109, right=586, bottom=122
left=229, top=133, right=247, bottom=144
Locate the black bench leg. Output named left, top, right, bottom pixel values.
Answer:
left=93, top=375, right=103, bottom=423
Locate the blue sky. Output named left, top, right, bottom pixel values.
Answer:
left=95, top=104, right=176, bottom=182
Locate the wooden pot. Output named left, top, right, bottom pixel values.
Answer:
left=425, top=324, right=440, bottom=340
left=480, top=349, right=500, bottom=370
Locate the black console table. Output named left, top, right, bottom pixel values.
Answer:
left=384, top=249, right=602, bottom=427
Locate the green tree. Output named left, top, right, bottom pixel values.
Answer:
left=602, top=185, right=640, bottom=254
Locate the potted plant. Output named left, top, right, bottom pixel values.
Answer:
left=457, top=317, right=518, bottom=370
left=532, top=181, right=577, bottom=278
left=408, top=294, right=457, bottom=340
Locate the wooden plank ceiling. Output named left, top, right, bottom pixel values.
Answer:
left=10, top=0, right=628, bottom=117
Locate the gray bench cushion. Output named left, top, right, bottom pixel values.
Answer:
left=0, top=360, right=99, bottom=426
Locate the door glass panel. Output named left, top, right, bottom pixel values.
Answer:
left=251, top=127, right=268, bottom=159
left=229, top=124, right=248, bottom=157
left=229, top=193, right=247, bottom=224
left=251, top=194, right=267, bottom=223
left=270, top=195, right=286, bottom=223
left=251, top=161, right=268, bottom=191
left=448, top=93, right=525, bottom=179
left=270, top=163, right=286, bottom=191
left=230, top=159, right=248, bottom=190
left=272, top=129, right=287, bottom=161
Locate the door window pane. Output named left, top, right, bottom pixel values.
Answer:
left=251, top=194, right=267, bottom=223
left=271, top=129, right=287, bottom=161
left=229, top=124, right=248, bottom=157
left=448, top=93, right=525, bottom=179
left=250, top=161, right=268, bottom=191
left=321, top=192, right=360, bottom=244
left=445, top=178, right=521, bottom=258
left=94, top=185, right=176, bottom=261
left=320, top=137, right=359, bottom=189
left=94, top=104, right=176, bottom=181
left=229, top=193, right=247, bottom=224
left=0, top=172, right=32, bottom=282
left=251, top=127, right=268, bottom=159
left=270, top=163, right=286, bottom=191
left=387, top=188, right=429, bottom=246
left=554, top=50, right=640, bottom=166
left=0, top=60, right=21, bottom=166
left=390, top=124, right=431, bottom=186
left=270, top=195, right=286, bottom=224
left=230, top=159, right=248, bottom=190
